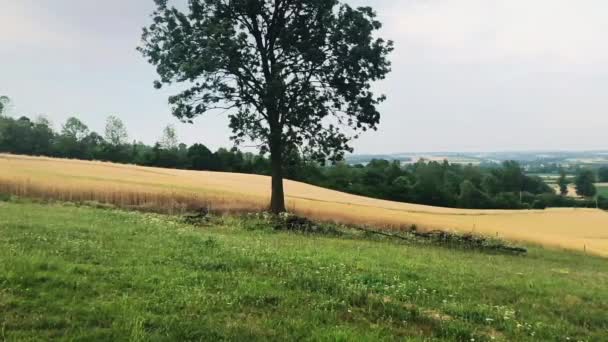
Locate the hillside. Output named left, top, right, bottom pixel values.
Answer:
left=1, top=154, right=608, bottom=256
left=1, top=202, right=606, bottom=340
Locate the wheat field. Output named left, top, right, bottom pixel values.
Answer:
left=2, top=153, right=608, bottom=256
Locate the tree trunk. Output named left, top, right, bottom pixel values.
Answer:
left=270, top=142, right=286, bottom=214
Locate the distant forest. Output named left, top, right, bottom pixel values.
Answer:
left=1, top=113, right=606, bottom=210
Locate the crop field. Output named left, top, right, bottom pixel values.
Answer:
left=527, top=173, right=560, bottom=181
left=598, top=184, right=608, bottom=198
left=2, top=154, right=608, bottom=256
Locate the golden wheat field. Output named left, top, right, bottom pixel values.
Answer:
left=2, top=153, right=608, bottom=256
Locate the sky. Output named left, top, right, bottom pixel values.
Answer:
left=1, top=0, right=607, bottom=154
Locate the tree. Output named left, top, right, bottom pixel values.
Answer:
left=575, top=170, right=597, bottom=198
left=459, top=180, right=490, bottom=209
left=498, top=161, right=524, bottom=192
left=0, top=96, right=9, bottom=116
left=30, top=116, right=55, bottom=155
left=139, top=0, right=393, bottom=213
left=0, top=117, right=36, bottom=154
left=61, top=117, right=89, bottom=141
left=481, top=174, right=501, bottom=196
left=34, top=115, right=53, bottom=128
left=188, top=143, right=217, bottom=170
left=557, top=169, right=569, bottom=196
left=57, top=117, right=91, bottom=159
left=159, top=124, right=178, bottom=150
left=598, top=167, right=608, bottom=183
left=104, top=115, right=129, bottom=146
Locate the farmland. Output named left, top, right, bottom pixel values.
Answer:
left=597, top=184, right=608, bottom=198
left=1, top=201, right=607, bottom=341
left=546, top=181, right=608, bottom=199
left=2, top=154, right=608, bottom=256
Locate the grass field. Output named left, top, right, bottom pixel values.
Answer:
left=597, top=184, right=608, bottom=198
left=0, top=201, right=606, bottom=341
left=2, top=154, right=608, bottom=256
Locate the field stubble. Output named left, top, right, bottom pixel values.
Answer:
left=2, top=154, right=608, bottom=256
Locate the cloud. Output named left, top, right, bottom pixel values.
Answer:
left=0, top=0, right=158, bottom=67
left=383, top=0, right=608, bottom=66
left=0, top=2, right=74, bottom=49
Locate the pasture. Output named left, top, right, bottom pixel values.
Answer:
left=597, top=184, right=608, bottom=198
left=0, top=201, right=607, bottom=341
left=2, top=154, right=608, bottom=256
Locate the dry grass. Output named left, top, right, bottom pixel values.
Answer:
left=2, top=153, right=608, bottom=256
left=550, top=184, right=579, bottom=198
left=550, top=183, right=608, bottom=198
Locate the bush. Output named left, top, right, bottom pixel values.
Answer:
left=0, top=192, right=10, bottom=202
left=597, top=196, right=608, bottom=210
left=492, top=192, right=522, bottom=209
left=531, top=200, right=547, bottom=210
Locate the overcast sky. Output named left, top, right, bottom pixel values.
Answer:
left=1, top=0, right=607, bottom=153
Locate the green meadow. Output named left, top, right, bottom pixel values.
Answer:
left=0, top=201, right=607, bottom=341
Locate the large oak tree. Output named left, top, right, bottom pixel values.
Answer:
left=139, top=0, right=393, bottom=213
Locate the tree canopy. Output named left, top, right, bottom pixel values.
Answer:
left=159, top=124, right=178, bottom=150
left=598, top=166, right=608, bottom=183
left=0, top=96, right=10, bottom=115
left=575, top=170, right=597, bottom=198
left=139, top=0, right=393, bottom=212
left=557, top=169, right=569, bottom=196
left=104, top=115, right=129, bottom=146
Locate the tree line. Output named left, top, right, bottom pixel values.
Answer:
left=0, top=113, right=272, bottom=173
left=311, top=159, right=606, bottom=210
left=1, top=110, right=606, bottom=210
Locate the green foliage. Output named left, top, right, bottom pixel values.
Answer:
left=61, top=117, right=89, bottom=141
left=104, top=115, right=129, bottom=146
left=139, top=0, right=393, bottom=162
left=496, top=160, right=524, bottom=192
left=598, top=166, right=608, bottom=183
left=557, top=169, right=569, bottom=196
left=139, top=0, right=393, bottom=212
left=187, top=143, right=218, bottom=170
left=313, top=160, right=558, bottom=210
left=575, top=169, right=597, bottom=198
left=1, top=202, right=607, bottom=341
left=158, top=124, right=178, bottom=150
left=458, top=180, right=490, bottom=209
left=492, top=192, right=522, bottom=209
left=0, top=116, right=54, bottom=156
left=0, top=95, right=9, bottom=115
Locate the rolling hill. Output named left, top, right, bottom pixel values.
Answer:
left=1, top=153, right=608, bottom=256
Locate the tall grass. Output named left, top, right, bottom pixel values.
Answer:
left=0, top=177, right=401, bottom=229
left=0, top=178, right=266, bottom=215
